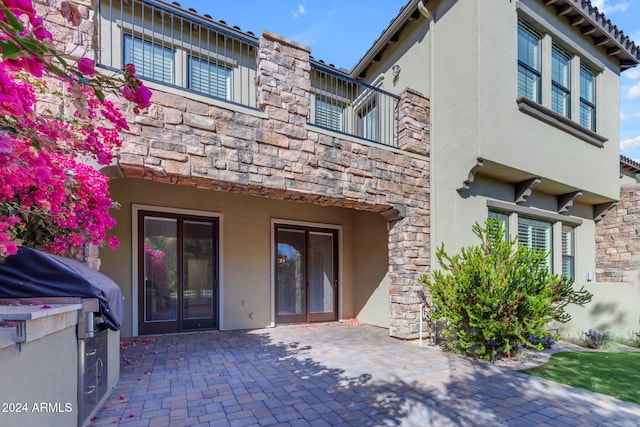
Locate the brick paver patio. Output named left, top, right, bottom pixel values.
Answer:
left=90, top=324, right=640, bottom=426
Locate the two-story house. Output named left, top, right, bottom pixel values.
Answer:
left=85, top=0, right=638, bottom=339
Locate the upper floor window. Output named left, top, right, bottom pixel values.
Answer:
left=123, top=35, right=174, bottom=85
left=580, top=65, right=596, bottom=131
left=189, top=56, right=231, bottom=101
left=517, top=19, right=601, bottom=136
left=315, top=98, right=345, bottom=132
left=358, top=98, right=378, bottom=141
left=518, top=22, right=541, bottom=103
left=551, top=45, right=571, bottom=118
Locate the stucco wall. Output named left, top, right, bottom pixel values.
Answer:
left=427, top=0, right=621, bottom=268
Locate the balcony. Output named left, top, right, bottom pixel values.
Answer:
left=98, top=0, right=259, bottom=109
left=310, top=63, right=400, bottom=148
left=98, top=0, right=402, bottom=148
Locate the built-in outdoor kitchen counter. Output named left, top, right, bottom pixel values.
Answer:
left=0, top=247, right=124, bottom=427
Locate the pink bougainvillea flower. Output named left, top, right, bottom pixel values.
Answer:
left=77, top=58, right=96, bottom=76
left=122, top=63, right=136, bottom=76
left=41, top=304, right=52, bottom=309
left=60, top=1, right=82, bottom=26
left=3, top=0, right=36, bottom=18
left=121, top=85, right=152, bottom=110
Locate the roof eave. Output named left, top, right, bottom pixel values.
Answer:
left=350, top=0, right=420, bottom=79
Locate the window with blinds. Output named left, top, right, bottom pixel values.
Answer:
left=562, top=225, right=575, bottom=279
left=488, top=211, right=509, bottom=240
left=580, top=65, right=596, bottom=131
left=518, top=217, right=553, bottom=269
left=358, top=99, right=378, bottom=141
left=123, top=35, right=174, bottom=84
left=551, top=45, right=571, bottom=118
left=315, top=98, right=344, bottom=132
left=189, top=56, right=231, bottom=101
left=517, top=22, right=541, bottom=103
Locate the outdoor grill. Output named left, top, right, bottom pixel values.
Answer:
left=0, top=247, right=124, bottom=426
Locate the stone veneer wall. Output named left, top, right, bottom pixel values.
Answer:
left=40, top=0, right=433, bottom=338
left=596, top=183, right=640, bottom=282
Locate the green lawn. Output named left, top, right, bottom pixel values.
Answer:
left=521, top=352, right=640, bottom=405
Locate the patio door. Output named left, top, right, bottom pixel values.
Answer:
left=275, top=225, right=338, bottom=323
left=138, top=211, right=218, bottom=335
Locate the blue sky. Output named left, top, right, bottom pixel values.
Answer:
left=177, top=0, right=640, bottom=161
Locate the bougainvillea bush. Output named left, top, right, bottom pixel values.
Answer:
left=0, top=0, right=151, bottom=260
left=419, top=219, right=592, bottom=361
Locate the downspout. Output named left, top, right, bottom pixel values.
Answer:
left=418, top=0, right=432, bottom=22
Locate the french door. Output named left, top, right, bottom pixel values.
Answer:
left=138, top=211, right=218, bottom=335
left=275, top=225, right=338, bottom=323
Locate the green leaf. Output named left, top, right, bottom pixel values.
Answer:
left=0, top=40, right=24, bottom=60
left=0, top=3, right=24, bottom=34
left=94, top=89, right=105, bottom=102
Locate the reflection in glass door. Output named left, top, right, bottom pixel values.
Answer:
left=275, top=225, right=338, bottom=323
left=138, top=212, right=218, bottom=335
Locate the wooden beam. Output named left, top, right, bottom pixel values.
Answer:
left=581, top=25, right=597, bottom=36
left=558, top=6, right=573, bottom=16
left=594, top=37, right=609, bottom=46
left=570, top=16, right=585, bottom=26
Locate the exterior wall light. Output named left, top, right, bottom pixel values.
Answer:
left=392, top=64, right=401, bottom=77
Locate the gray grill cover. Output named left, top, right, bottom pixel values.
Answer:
left=0, top=247, right=124, bottom=331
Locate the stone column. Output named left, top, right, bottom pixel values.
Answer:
left=387, top=90, right=431, bottom=340
left=397, top=88, right=430, bottom=156
left=257, top=31, right=311, bottom=142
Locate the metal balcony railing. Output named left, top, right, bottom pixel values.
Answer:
left=310, top=63, right=400, bottom=147
left=98, top=0, right=258, bottom=109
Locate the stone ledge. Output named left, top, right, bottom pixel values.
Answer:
left=0, top=304, right=81, bottom=345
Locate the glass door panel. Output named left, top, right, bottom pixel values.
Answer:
left=182, top=220, right=216, bottom=329
left=275, top=225, right=338, bottom=324
left=276, top=229, right=307, bottom=323
left=138, top=212, right=218, bottom=335
left=308, top=232, right=335, bottom=321
left=141, top=216, right=178, bottom=333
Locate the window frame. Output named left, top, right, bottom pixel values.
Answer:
left=562, top=225, right=575, bottom=280
left=518, top=22, right=542, bottom=103
left=188, top=55, right=232, bottom=101
left=123, top=34, right=175, bottom=85
left=314, top=97, right=346, bottom=132
left=551, top=44, right=571, bottom=118
left=580, top=65, right=596, bottom=131
left=517, top=216, right=554, bottom=271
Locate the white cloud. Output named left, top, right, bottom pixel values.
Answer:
left=620, top=135, right=640, bottom=151
left=625, top=67, right=640, bottom=80
left=591, top=0, right=629, bottom=13
left=621, top=111, right=640, bottom=120
left=628, top=82, right=640, bottom=99
left=292, top=4, right=306, bottom=18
